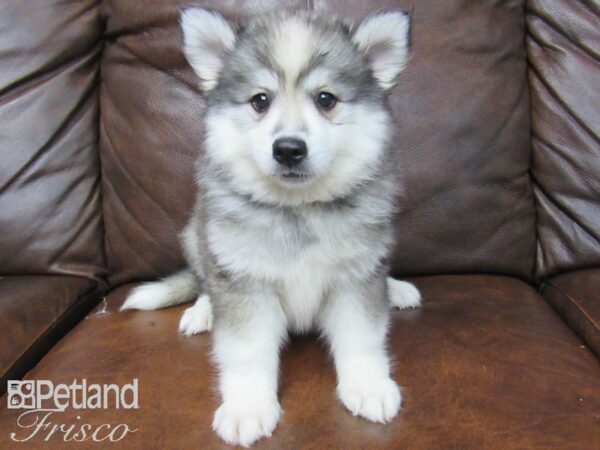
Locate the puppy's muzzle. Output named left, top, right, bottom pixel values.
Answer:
left=272, top=138, right=307, bottom=168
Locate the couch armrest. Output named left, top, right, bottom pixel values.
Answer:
left=541, top=268, right=600, bottom=358
left=0, top=276, right=105, bottom=394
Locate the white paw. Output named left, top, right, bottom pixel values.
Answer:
left=179, top=295, right=212, bottom=336
left=338, top=376, right=401, bottom=423
left=388, top=278, right=422, bottom=310
left=212, top=399, right=281, bottom=447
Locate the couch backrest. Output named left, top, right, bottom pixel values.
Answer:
left=4, top=1, right=598, bottom=288
left=0, top=0, right=105, bottom=279
left=99, top=0, right=536, bottom=287
left=526, top=0, right=600, bottom=280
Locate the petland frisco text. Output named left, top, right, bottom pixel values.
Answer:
left=7, top=379, right=139, bottom=443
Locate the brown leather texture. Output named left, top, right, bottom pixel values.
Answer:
left=527, top=0, right=600, bottom=279
left=542, top=268, right=600, bottom=359
left=0, top=276, right=102, bottom=394
left=100, top=0, right=535, bottom=287
left=0, top=0, right=106, bottom=279
left=1, top=275, right=598, bottom=449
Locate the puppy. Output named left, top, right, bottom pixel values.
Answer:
left=121, top=8, right=420, bottom=447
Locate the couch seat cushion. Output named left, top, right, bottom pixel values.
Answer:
left=1, top=275, right=598, bottom=448
left=0, top=276, right=102, bottom=394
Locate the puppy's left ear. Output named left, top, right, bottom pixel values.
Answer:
left=180, top=8, right=237, bottom=91
left=352, top=11, right=411, bottom=90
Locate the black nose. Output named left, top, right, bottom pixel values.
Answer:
left=272, top=138, right=307, bottom=168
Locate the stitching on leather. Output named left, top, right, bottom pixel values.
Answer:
left=546, top=282, right=600, bottom=331
left=112, top=38, right=200, bottom=94
left=99, top=160, right=163, bottom=248
left=100, top=168, right=167, bottom=274
left=99, top=104, right=174, bottom=217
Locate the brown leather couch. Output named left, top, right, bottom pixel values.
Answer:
left=1, top=1, right=599, bottom=448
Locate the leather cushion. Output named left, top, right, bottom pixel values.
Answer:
left=542, top=268, right=600, bottom=359
left=0, top=276, right=102, bottom=394
left=0, top=0, right=106, bottom=278
left=99, top=0, right=535, bottom=286
left=1, top=275, right=598, bottom=448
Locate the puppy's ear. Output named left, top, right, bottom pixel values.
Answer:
left=352, top=11, right=411, bottom=90
left=180, top=8, right=237, bottom=91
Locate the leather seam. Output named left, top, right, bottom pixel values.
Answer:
left=545, top=282, right=600, bottom=334
left=0, top=281, right=105, bottom=391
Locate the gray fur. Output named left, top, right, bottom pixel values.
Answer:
left=190, top=151, right=397, bottom=330
left=210, top=11, right=384, bottom=108
left=180, top=10, right=404, bottom=332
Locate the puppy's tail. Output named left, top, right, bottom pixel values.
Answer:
left=120, top=270, right=200, bottom=311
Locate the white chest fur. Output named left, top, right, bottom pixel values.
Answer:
left=278, top=261, right=332, bottom=331
left=206, top=197, right=392, bottom=331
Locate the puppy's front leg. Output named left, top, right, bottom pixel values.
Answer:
left=320, top=275, right=401, bottom=423
left=212, top=289, right=287, bottom=447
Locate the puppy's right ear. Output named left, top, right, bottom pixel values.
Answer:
left=352, top=11, right=411, bottom=90
left=180, top=8, right=236, bottom=91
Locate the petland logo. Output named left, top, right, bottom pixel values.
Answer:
left=6, top=379, right=139, bottom=443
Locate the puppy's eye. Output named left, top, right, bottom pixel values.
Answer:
left=250, top=93, right=270, bottom=113
left=315, top=91, right=337, bottom=111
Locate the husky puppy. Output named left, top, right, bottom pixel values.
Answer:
left=121, top=8, right=421, bottom=447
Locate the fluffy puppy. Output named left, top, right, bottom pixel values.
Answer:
left=122, top=8, right=420, bottom=447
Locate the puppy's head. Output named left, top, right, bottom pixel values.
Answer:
left=181, top=9, right=410, bottom=205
